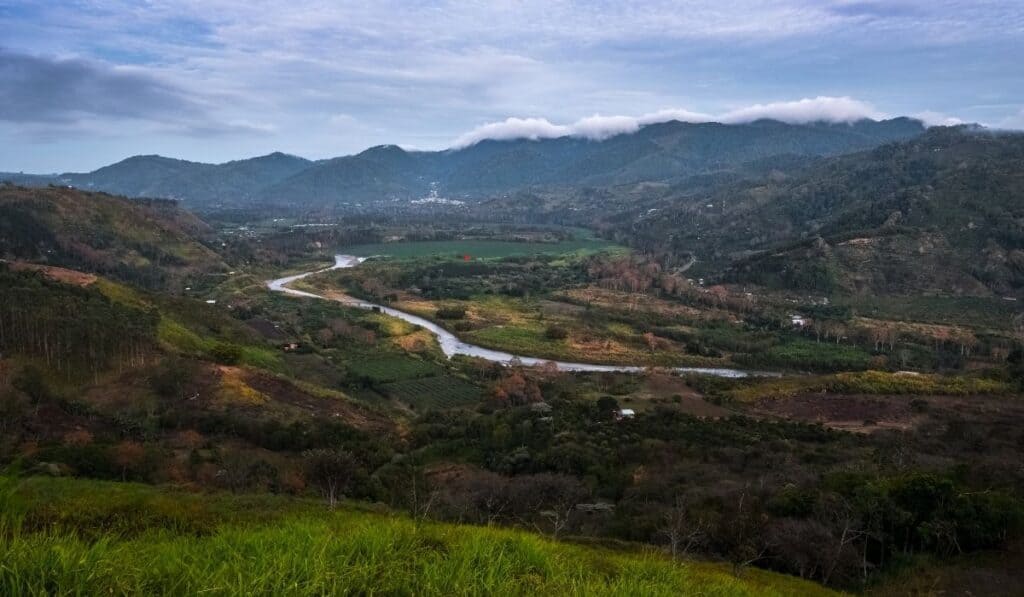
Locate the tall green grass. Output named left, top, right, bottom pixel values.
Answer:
left=157, top=318, right=281, bottom=371
left=0, top=470, right=27, bottom=538
left=0, top=477, right=836, bottom=596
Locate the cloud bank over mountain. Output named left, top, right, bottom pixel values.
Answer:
left=451, top=96, right=908, bottom=148
left=2, top=1, right=1021, bottom=171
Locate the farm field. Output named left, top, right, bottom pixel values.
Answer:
left=340, top=237, right=623, bottom=259
left=379, top=375, right=482, bottom=410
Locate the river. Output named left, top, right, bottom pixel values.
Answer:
left=268, top=254, right=769, bottom=378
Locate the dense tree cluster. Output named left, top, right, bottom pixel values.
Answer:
left=0, top=268, right=157, bottom=377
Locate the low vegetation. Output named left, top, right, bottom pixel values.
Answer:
left=1, top=476, right=835, bottom=596
left=341, top=235, right=622, bottom=259
left=3, top=204, right=1024, bottom=594
left=718, top=370, right=1014, bottom=402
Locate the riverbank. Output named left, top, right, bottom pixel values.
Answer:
left=268, top=255, right=774, bottom=378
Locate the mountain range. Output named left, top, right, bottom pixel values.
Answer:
left=616, top=126, right=1024, bottom=295
left=2, top=118, right=926, bottom=210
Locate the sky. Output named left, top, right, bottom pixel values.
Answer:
left=1, top=1, right=1022, bottom=172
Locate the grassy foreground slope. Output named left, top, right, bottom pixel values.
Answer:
left=1, top=477, right=835, bottom=596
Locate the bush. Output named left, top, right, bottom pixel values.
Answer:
left=545, top=325, right=569, bottom=340
left=436, top=307, right=467, bottom=320
left=209, top=342, right=243, bottom=365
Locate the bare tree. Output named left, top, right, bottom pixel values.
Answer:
left=816, top=495, right=866, bottom=586
left=658, top=496, right=708, bottom=559
left=538, top=504, right=574, bottom=538
left=408, top=469, right=440, bottom=528
left=718, top=490, right=772, bottom=576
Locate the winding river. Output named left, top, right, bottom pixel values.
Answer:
left=268, top=254, right=767, bottom=378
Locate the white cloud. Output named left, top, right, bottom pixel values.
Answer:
left=451, top=114, right=649, bottom=148
left=637, top=108, right=715, bottom=125
left=451, top=97, right=905, bottom=148
left=2, top=1, right=1019, bottom=170
left=719, top=96, right=886, bottom=124
left=912, top=110, right=964, bottom=127
left=451, top=117, right=571, bottom=148
left=569, top=115, right=641, bottom=140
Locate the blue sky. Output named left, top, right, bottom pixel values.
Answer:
left=1, top=0, right=1022, bottom=172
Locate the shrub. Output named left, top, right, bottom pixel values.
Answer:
left=209, top=342, right=243, bottom=365
left=545, top=325, right=569, bottom=340
left=436, top=306, right=467, bottom=320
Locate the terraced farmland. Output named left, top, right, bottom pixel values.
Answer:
left=345, top=355, right=442, bottom=383
left=380, top=375, right=483, bottom=410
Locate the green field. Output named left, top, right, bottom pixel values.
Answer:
left=379, top=375, right=483, bottom=409
left=340, top=237, right=622, bottom=259
left=0, top=476, right=837, bottom=596
left=833, top=294, right=1021, bottom=330
left=345, top=355, right=442, bottom=383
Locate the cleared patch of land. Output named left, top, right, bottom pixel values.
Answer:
left=8, top=261, right=98, bottom=286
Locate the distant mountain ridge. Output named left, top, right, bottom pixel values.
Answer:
left=2, top=118, right=926, bottom=209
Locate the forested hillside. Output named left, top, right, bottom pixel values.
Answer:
left=621, top=127, right=1024, bottom=295
left=0, top=268, right=156, bottom=378
left=0, top=184, right=225, bottom=289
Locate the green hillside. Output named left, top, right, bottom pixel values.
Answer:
left=0, top=476, right=836, bottom=596
left=0, top=184, right=226, bottom=289
left=624, top=127, right=1024, bottom=295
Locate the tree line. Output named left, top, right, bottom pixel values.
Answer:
left=0, top=268, right=157, bottom=379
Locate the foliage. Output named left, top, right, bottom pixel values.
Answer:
left=0, top=268, right=157, bottom=377
left=735, top=339, right=872, bottom=372
left=345, top=355, right=441, bottom=384
left=0, top=185, right=223, bottom=289
left=726, top=370, right=1013, bottom=401
left=436, top=306, right=467, bottom=320
left=0, top=477, right=837, bottom=596
left=303, top=448, right=359, bottom=508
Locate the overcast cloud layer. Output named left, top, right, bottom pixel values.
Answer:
left=0, top=1, right=1022, bottom=171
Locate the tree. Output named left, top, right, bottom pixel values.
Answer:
left=716, top=490, right=772, bottom=575
left=507, top=473, right=588, bottom=538
left=491, top=370, right=542, bottom=406
left=209, top=342, right=242, bottom=365
left=112, top=440, right=147, bottom=482
left=12, top=365, right=50, bottom=404
left=150, top=356, right=195, bottom=400
left=544, top=324, right=569, bottom=340
left=303, top=448, right=358, bottom=508
left=595, top=396, right=619, bottom=420
left=62, top=429, right=94, bottom=447
left=658, top=496, right=709, bottom=559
